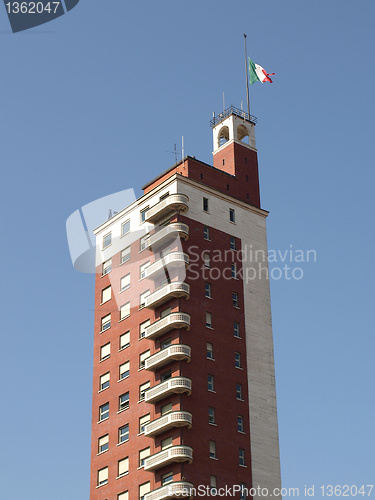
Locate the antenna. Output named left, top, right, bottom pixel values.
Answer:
left=166, top=143, right=180, bottom=164
left=182, top=136, right=184, bottom=160
left=223, top=92, right=225, bottom=111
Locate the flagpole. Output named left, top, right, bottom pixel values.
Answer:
left=244, top=33, right=250, bottom=119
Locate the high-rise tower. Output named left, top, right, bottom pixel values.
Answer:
left=90, top=106, right=281, bottom=500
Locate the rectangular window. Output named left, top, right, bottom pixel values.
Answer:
left=120, top=274, right=130, bottom=292
left=101, top=314, right=111, bottom=332
left=209, top=440, right=216, bottom=459
left=232, top=292, right=239, bottom=307
left=161, top=369, right=172, bottom=382
left=119, top=493, right=129, bottom=500
left=140, top=207, right=149, bottom=223
left=160, top=192, right=169, bottom=201
left=120, top=331, right=130, bottom=349
left=239, top=448, right=245, bottom=466
left=139, top=447, right=151, bottom=467
left=231, top=263, right=237, bottom=278
left=98, top=434, right=109, bottom=453
left=139, top=290, right=150, bottom=309
left=139, top=319, right=150, bottom=339
left=208, top=374, right=214, bottom=392
left=207, top=342, right=213, bottom=360
left=161, top=402, right=173, bottom=415
left=119, top=361, right=130, bottom=380
left=240, top=484, right=247, bottom=500
left=103, top=233, right=112, bottom=249
left=203, top=253, right=210, bottom=268
left=236, top=383, right=243, bottom=400
left=206, top=312, right=212, bottom=328
left=118, top=457, right=129, bottom=477
left=204, top=226, right=210, bottom=240
left=235, top=352, right=242, bottom=368
left=230, top=236, right=236, bottom=250
left=119, top=392, right=129, bottom=411
left=209, top=407, right=215, bottom=424
left=210, top=475, right=217, bottom=494
left=139, top=381, right=150, bottom=401
left=97, top=466, right=108, bottom=486
left=119, top=424, right=129, bottom=443
left=99, top=402, right=109, bottom=421
left=229, top=208, right=235, bottom=223
left=161, top=436, right=173, bottom=450
left=238, top=416, right=244, bottom=433
left=140, top=235, right=149, bottom=251
left=139, top=482, right=151, bottom=500
left=101, top=286, right=111, bottom=303
left=120, top=302, right=130, bottom=320
left=160, top=306, right=171, bottom=319
left=100, top=343, right=110, bottom=361
left=140, top=261, right=150, bottom=279
left=139, top=350, right=150, bottom=369
left=203, top=197, right=209, bottom=212
left=162, top=471, right=174, bottom=486
left=139, top=413, right=150, bottom=433
left=121, top=219, right=130, bottom=236
left=121, top=246, right=130, bottom=264
left=161, top=338, right=172, bottom=350
left=205, top=282, right=211, bottom=298
left=234, top=322, right=240, bottom=338
left=102, top=258, right=112, bottom=275
left=100, top=372, right=110, bottom=391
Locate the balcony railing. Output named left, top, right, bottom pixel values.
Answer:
left=144, top=482, right=194, bottom=500
left=145, top=345, right=191, bottom=371
left=145, top=252, right=189, bottom=280
left=145, top=194, right=189, bottom=223
left=145, top=282, right=190, bottom=309
left=145, top=312, right=191, bottom=340
left=144, top=411, right=192, bottom=437
left=144, top=445, right=193, bottom=471
left=144, top=376, right=192, bottom=403
left=145, top=223, right=189, bottom=251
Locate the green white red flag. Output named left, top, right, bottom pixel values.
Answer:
left=248, top=57, right=275, bottom=84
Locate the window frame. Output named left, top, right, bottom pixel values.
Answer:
left=121, top=219, right=130, bottom=236
left=119, top=423, right=129, bottom=444
left=103, top=233, right=112, bottom=249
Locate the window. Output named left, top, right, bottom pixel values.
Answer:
left=98, top=434, right=109, bottom=453
left=234, top=322, right=240, bottom=338
left=160, top=307, right=171, bottom=319
left=230, top=236, right=236, bottom=250
left=209, top=407, right=215, bottom=424
left=120, top=331, right=130, bottom=349
left=120, top=302, right=130, bottom=320
left=209, top=440, right=216, bottom=459
left=139, top=413, right=150, bottom=433
left=208, top=374, right=214, bottom=392
left=99, top=402, right=109, bottom=421
left=203, top=197, right=209, bottom=212
left=101, top=286, right=111, bottom=303
left=161, top=402, right=173, bottom=415
left=139, top=381, right=150, bottom=401
left=161, top=436, right=173, bottom=450
left=231, top=263, right=237, bottom=278
left=239, top=448, right=246, bottom=466
left=101, top=314, right=111, bottom=332
left=97, top=466, right=108, bottom=486
left=140, top=207, right=149, bottom=223
left=204, top=226, right=210, bottom=240
left=139, top=290, right=150, bottom=309
left=161, top=369, right=172, bottom=382
left=139, top=319, right=150, bottom=339
left=240, top=484, right=247, bottom=500
left=119, top=392, right=129, bottom=411
left=205, top=282, right=211, bottom=298
left=160, top=192, right=169, bottom=201
left=203, top=253, right=210, bottom=268
left=139, top=350, right=150, bottom=369
left=120, top=274, right=130, bottom=292
left=140, top=261, right=150, bottom=279
left=161, top=338, right=172, bottom=350
left=119, top=361, right=130, bottom=380
left=235, top=352, right=242, bottom=368
left=229, top=208, right=236, bottom=223
left=210, top=475, right=217, bottom=494
left=139, top=447, right=151, bottom=467
left=118, top=457, right=129, bottom=477
left=102, top=258, right=112, bottom=275
left=162, top=471, right=174, bottom=486
left=100, top=372, right=110, bottom=391
left=139, top=482, right=151, bottom=500
left=103, top=233, right=111, bottom=249
left=236, top=383, right=243, bottom=400
left=140, top=234, right=149, bottom=251
left=206, top=312, right=212, bottom=328
left=121, top=220, right=130, bottom=236
left=119, top=424, right=129, bottom=443
left=207, top=342, right=213, bottom=360
left=119, top=493, right=129, bottom=500
left=238, top=416, right=244, bottom=433
left=233, top=292, right=239, bottom=307
left=100, top=343, right=110, bottom=361
left=121, top=246, right=130, bottom=264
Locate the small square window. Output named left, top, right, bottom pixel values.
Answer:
left=234, top=322, right=240, bottom=338
left=121, top=246, right=131, bottom=264
left=100, top=372, right=110, bottom=391
left=204, top=226, right=210, bottom=240
left=121, top=220, right=130, bottom=236
left=99, top=402, right=109, bottom=421
left=207, top=342, right=213, bottom=360
left=229, top=208, right=236, bottom=223
left=97, top=466, right=108, bottom=486
left=208, top=374, right=215, bottom=392
left=239, top=448, right=246, bottom=466
left=162, top=471, right=174, bottom=486
left=119, top=424, right=129, bottom=443
left=230, top=236, right=236, bottom=250
left=103, top=233, right=112, bottom=249
left=203, top=197, right=209, bottom=212
left=209, top=407, right=215, bottom=424
left=236, top=383, right=243, bottom=400
left=98, top=434, right=109, bottom=453
left=238, top=415, right=244, bottom=433
left=120, top=331, right=130, bottom=350
left=206, top=312, right=212, bottom=328
left=209, top=440, right=216, bottom=459
left=140, top=207, right=149, bottom=223
left=101, top=314, right=111, bottom=332
left=235, top=352, right=242, bottom=368
left=233, top=292, right=239, bottom=308
left=119, top=392, right=129, bottom=411
left=102, top=258, right=112, bottom=275
left=205, top=282, right=212, bottom=298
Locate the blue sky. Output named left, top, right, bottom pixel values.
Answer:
left=1, top=1, right=374, bottom=499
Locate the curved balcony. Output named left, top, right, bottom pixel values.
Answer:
left=145, top=313, right=191, bottom=340
left=144, top=445, right=193, bottom=471
left=145, top=194, right=189, bottom=223
left=145, top=252, right=189, bottom=280
left=144, top=482, right=194, bottom=500
left=144, top=411, right=192, bottom=437
left=145, top=223, right=189, bottom=251
left=145, top=282, right=190, bottom=309
left=145, top=345, right=191, bottom=371
left=144, top=376, right=192, bottom=403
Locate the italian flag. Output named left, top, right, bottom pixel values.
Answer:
left=248, top=57, right=275, bottom=84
